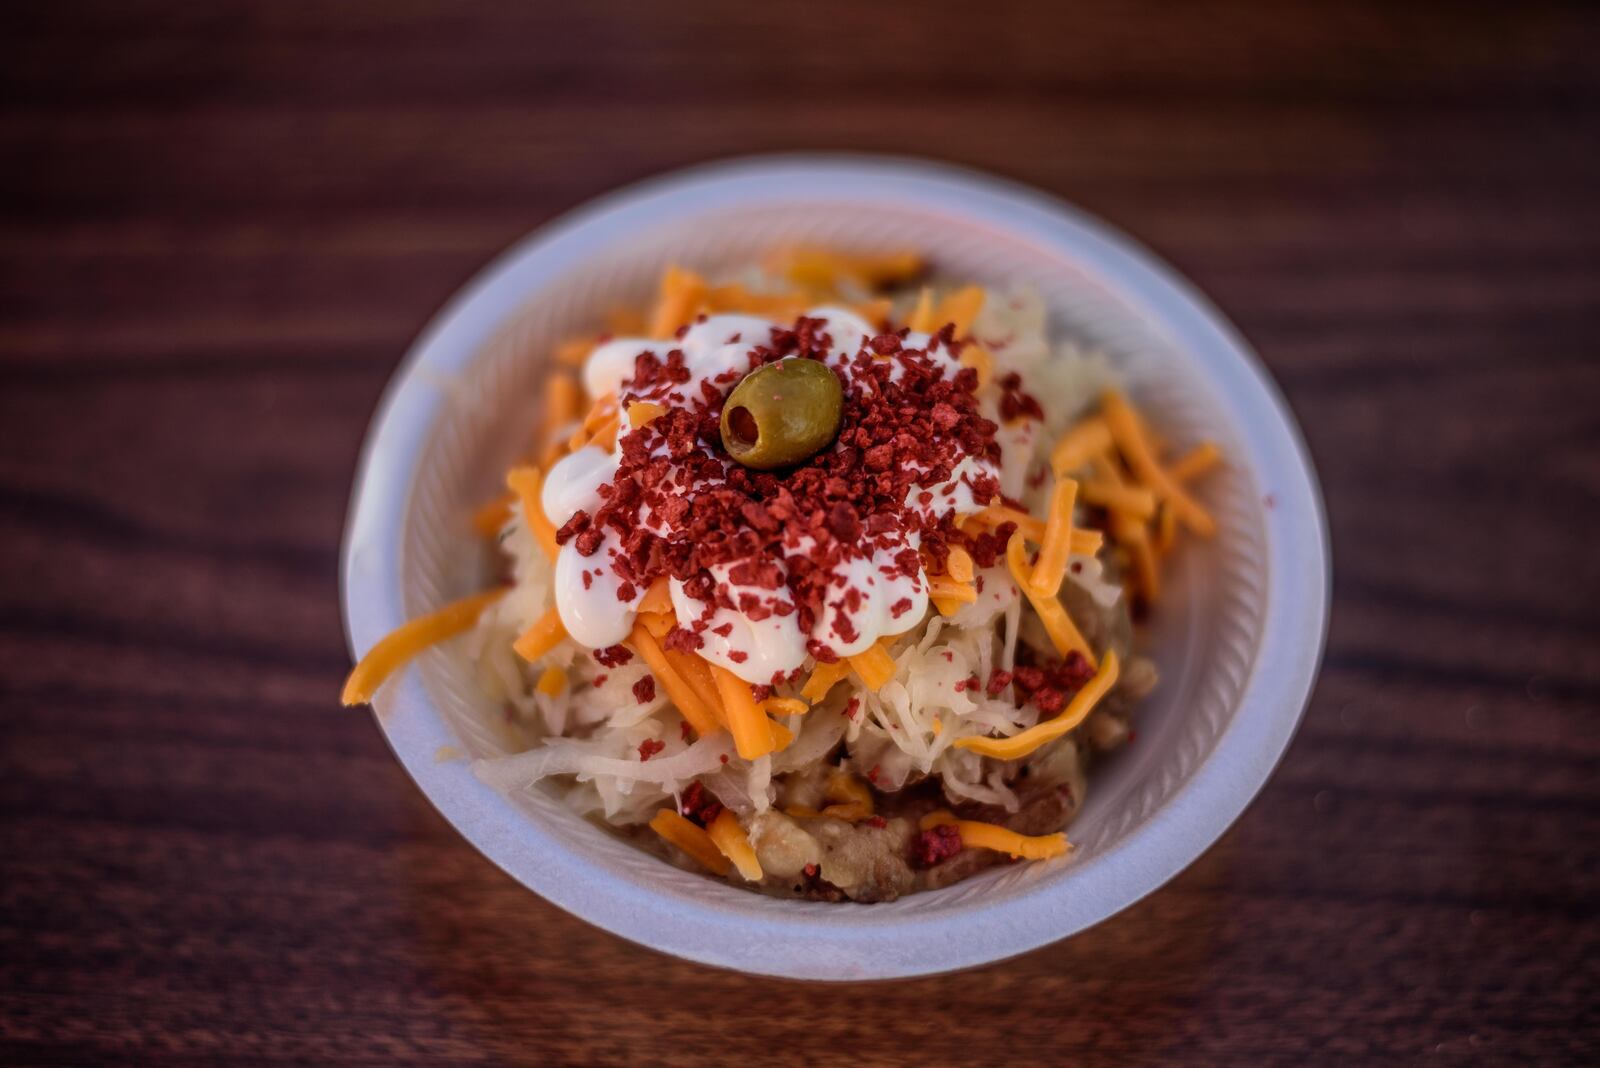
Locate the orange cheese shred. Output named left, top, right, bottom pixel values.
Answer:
left=959, top=342, right=994, bottom=388
left=970, top=503, right=1046, bottom=543
left=1101, top=390, right=1216, bottom=536
left=639, top=610, right=675, bottom=640
left=800, top=660, right=852, bottom=703
left=1112, top=512, right=1160, bottom=604
left=905, top=287, right=936, bottom=332
left=650, top=809, right=731, bottom=876
left=626, top=400, right=667, bottom=429
left=847, top=639, right=898, bottom=692
left=1050, top=417, right=1113, bottom=476
left=648, top=265, right=711, bottom=338
left=1168, top=441, right=1222, bottom=482
left=512, top=605, right=567, bottom=662
left=706, top=810, right=764, bottom=881
left=471, top=492, right=515, bottom=539
left=555, top=337, right=594, bottom=368
left=926, top=575, right=978, bottom=604
left=772, top=247, right=923, bottom=291
left=918, top=811, right=1070, bottom=861
left=1006, top=532, right=1092, bottom=660
left=1079, top=479, right=1158, bottom=521
left=665, top=648, right=728, bottom=728
left=544, top=373, right=581, bottom=444
left=637, top=576, right=673, bottom=616
left=946, top=546, right=975, bottom=583
left=628, top=624, right=720, bottom=736
left=534, top=665, right=567, bottom=697
left=505, top=466, right=560, bottom=561
left=954, top=650, right=1119, bottom=761
left=341, top=588, right=507, bottom=706
left=761, top=697, right=809, bottom=717
left=1029, top=478, right=1079, bottom=597
left=767, top=717, right=795, bottom=753
left=711, top=663, right=776, bottom=760
left=933, top=286, right=986, bottom=336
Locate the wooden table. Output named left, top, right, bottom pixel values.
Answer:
left=3, top=3, right=1596, bottom=1064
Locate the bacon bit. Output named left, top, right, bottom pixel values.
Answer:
left=998, top=372, right=1044, bottom=423
left=593, top=674, right=608, bottom=688
left=867, top=816, right=887, bottom=829
left=911, top=825, right=963, bottom=867
left=680, top=720, right=693, bottom=741
left=843, top=697, right=860, bottom=720
left=720, top=754, right=730, bottom=764
left=867, top=765, right=880, bottom=784
left=679, top=781, right=723, bottom=826
left=987, top=669, right=1013, bottom=695
left=633, top=675, right=657, bottom=704
left=593, top=644, right=634, bottom=668
left=638, top=738, right=665, bottom=761
left=727, top=650, right=749, bottom=663
left=803, top=862, right=819, bottom=878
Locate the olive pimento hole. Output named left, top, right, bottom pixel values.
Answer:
left=727, top=406, right=760, bottom=448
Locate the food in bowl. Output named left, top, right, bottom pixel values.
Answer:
left=343, top=248, right=1221, bottom=901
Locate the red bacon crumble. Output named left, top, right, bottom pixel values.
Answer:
left=866, top=815, right=887, bottom=829
left=637, top=738, right=665, bottom=761
left=912, top=825, right=963, bottom=867
left=593, top=645, right=633, bottom=668
left=1006, top=651, right=1095, bottom=715
left=633, top=675, right=657, bottom=704
left=998, top=372, right=1044, bottom=423
left=679, top=781, right=722, bottom=826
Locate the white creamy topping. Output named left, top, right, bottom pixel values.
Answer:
left=543, top=308, right=1000, bottom=683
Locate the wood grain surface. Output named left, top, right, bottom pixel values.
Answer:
left=3, top=3, right=1597, bottom=1065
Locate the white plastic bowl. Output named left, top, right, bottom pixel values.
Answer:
left=340, top=155, right=1329, bottom=980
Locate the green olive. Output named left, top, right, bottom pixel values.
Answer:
left=720, top=358, right=844, bottom=470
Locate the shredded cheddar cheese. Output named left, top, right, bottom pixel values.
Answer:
left=905, top=287, right=936, bottom=332
left=1050, top=416, right=1113, bottom=476
left=650, top=809, right=731, bottom=876
left=954, top=650, right=1120, bottom=760
left=647, top=265, right=711, bottom=338
left=505, top=466, right=560, bottom=561
left=666, top=648, right=727, bottom=728
left=1168, top=440, right=1222, bottom=482
left=946, top=546, right=976, bottom=584
left=629, top=623, right=720, bottom=737
left=847, top=640, right=898, bottom=692
left=1005, top=531, right=1092, bottom=660
left=1080, top=479, right=1158, bottom=521
left=761, top=697, right=809, bottom=717
left=471, top=492, right=515, bottom=539
left=926, top=575, right=978, bottom=604
left=933, top=286, right=985, bottom=336
left=772, top=247, right=923, bottom=291
left=626, top=400, right=667, bottom=429
left=637, top=576, right=673, bottom=616
left=512, top=605, right=567, bottom=662
left=535, top=665, right=567, bottom=697
left=919, top=811, right=1070, bottom=861
left=1029, top=477, right=1078, bottom=597
left=959, top=342, right=994, bottom=387
left=706, top=810, right=764, bottom=881
left=710, top=663, right=777, bottom=760
left=341, top=588, right=507, bottom=705
left=555, top=337, right=594, bottom=369
left=1101, top=390, right=1216, bottom=536
left=801, top=660, right=852, bottom=703
left=544, top=373, right=581, bottom=450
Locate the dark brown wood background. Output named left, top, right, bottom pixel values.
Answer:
left=3, top=2, right=1596, bottom=1065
